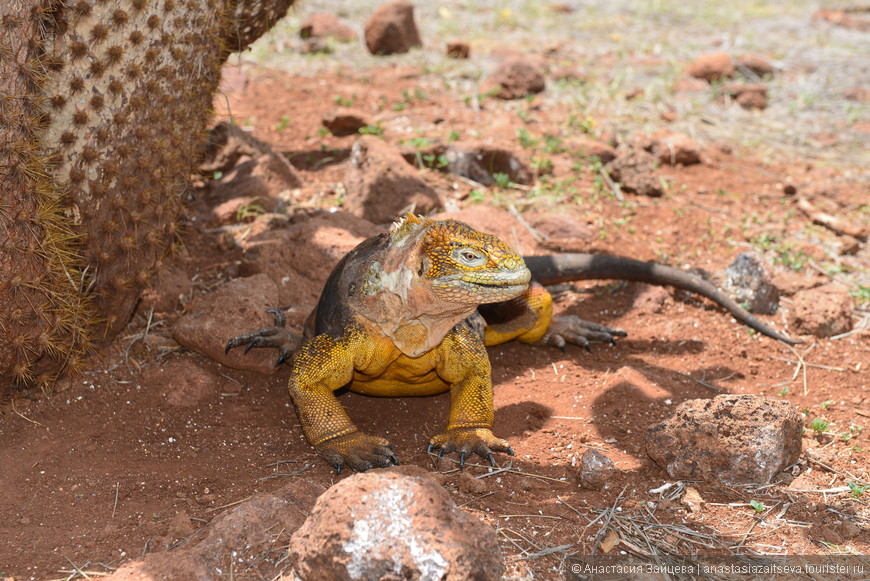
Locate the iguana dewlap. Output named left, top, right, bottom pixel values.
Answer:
left=226, top=213, right=796, bottom=473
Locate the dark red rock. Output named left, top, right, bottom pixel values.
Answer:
left=300, top=12, right=358, bottom=42
left=686, top=51, right=734, bottom=82
left=788, top=284, right=854, bottom=338
left=446, top=41, right=470, bottom=59
left=605, top=149, right=664, bottom=197
left=736, top=53, right=775, bottom=78
left=364, top=1, right=422, bottom=55
left=345, top=136, right=443, bottom=224
left=443, top=141, right=534, bottom=186
left=480, top=57, right=546, bottom=100
left=173, top=273, right=288, bottom=374
left=199, top=122, right=302, bottom=222
left=322, top=108, right=375, bottom=137
left=290, top=468, right=504, bottom=581
left=102, top=480, right=324, bottom=580
left=651, top=132, right=702, bottom=166
left=565, top=136, right=617, bottom=163
left=722, top=82, right=769, bottom=110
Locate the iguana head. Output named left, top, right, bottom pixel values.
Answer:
left=388, top=213, right=531, bottom=305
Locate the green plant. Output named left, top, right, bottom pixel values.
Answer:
left=847, top=482, right=868, bottom=499
left=468, top=189, right=486, bottom=203
left=274, top=116, right=290, bottom=132
left=422, top=153, right=448, bottom=169
left=591, top=170, right=608, bottom=200
left=842, top=424, right=864, bottom=443
left=542, top=134, right=565, bottom=154
left=777, top=386, right=789, bottom=396
left=448, top=130, right=461, bottom=142
left=236, top=196, right=267, bottom=222
left=750, top=234, right=808, bottom=271
left=407, top=136, right=432, bottom=150
left=478, top=87, right=502, bottom=103
left=749, top=500, right=766, bottom=513
left=334, top=94, right=355, bottom=107
left=516, top=128, right=539, bottom=149
left=851, top=285, right=870, bottom=303
left=809, top=418, right=830, bottom=435
left=567, top=113, right=595, bottom=134
left=777, top=248, right=809, bottom=271
left=358, top=122, right=384, bottom=136
left=531, top=156, right=553, bottom=174
left=492, top=172, right=514, bottom=189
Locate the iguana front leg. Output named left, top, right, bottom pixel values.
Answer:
left=289, top=331, right=399, bottom=473
left=429, top=324, right=514, bottom=467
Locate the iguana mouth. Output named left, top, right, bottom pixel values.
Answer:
left=435, top=276, right=529, bottom=305
left=471, top=281, right=519, bottom=288
left=460, top=267, right=531, bottom=288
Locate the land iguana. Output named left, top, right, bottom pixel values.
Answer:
left=226, top=213, right=797, bottom=473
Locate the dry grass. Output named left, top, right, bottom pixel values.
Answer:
left=243, top=0, right=869, bottom=170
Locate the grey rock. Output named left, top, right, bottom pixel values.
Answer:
left=646, top=394, right=802, bottom=484
left=579, top=448, right=616, bottom=490
left=718, top=252, right=781, bottom=315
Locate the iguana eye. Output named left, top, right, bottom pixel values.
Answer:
left=453, top=247, right=486, bottom=267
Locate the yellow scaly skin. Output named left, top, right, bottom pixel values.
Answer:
left=231, top=214, right=539, bottom=472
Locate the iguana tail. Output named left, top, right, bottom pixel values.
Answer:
left=524, top=254, right=799, bottom=345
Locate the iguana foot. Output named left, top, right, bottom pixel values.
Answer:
left=224, top=309, right=302, bottom=366
left=427, top=428, right=514, bottom=468
left=537, top=314, right=627, bottom=351
left=316, top=432, right=399, bottom=474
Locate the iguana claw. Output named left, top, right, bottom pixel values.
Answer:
left=266, top=308, right=286, bottom=328
left=428, top=427, right=512, bottom=468
left=537, top=314, right=627, bottom=351
left=225, top=309, right=302, bottom=366
left=317, top=432, right=399, bottom=473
